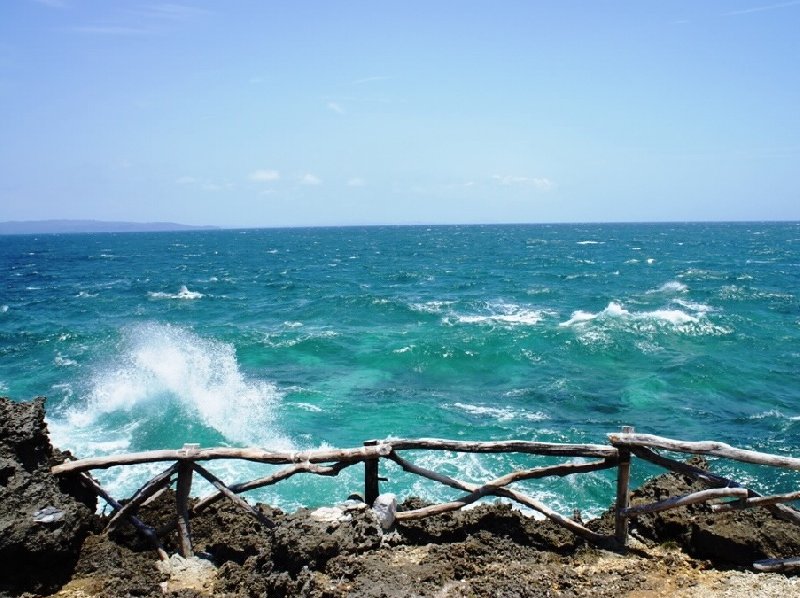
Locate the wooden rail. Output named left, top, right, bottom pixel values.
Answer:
left=53, top=430, right=800, bottom=571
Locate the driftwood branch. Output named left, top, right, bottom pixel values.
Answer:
left=79, top=473, right=167, bottom=560
left=711, top=490, right=800, bottom=513
left=192, top=463, right=275, bottom=528
left=753, top=557, right=800, bottom=572
left=175, top=461, right=194, bottom=557
left=628, top=445, right=800, bottom=527
left=389, top=438, right=617, bottom=458
left=388, top=452, right=609, bottom=544
left=622, top=488, right=749, bottom=518
left=192, top=460, right=354, bottom=515
left=52, top=443, right=392, bottom=475
left=105, top=463, right=177, bottom=533
left=396, top=459, right=616, bottom=521
left=609, top=433, right=800, bottom=470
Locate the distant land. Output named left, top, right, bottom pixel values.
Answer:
left=0, top=220, right=219, bottom=235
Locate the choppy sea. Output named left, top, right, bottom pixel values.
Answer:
left=1, top=223, right=799, bottom=516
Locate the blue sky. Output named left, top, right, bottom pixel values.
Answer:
left=1, top=1, right=798, bottom=227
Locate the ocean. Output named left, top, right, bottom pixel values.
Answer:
left=1, top=222, right=798, bottom=516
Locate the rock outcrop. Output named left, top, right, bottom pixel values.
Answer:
left=0, top=397, right=97, bottom=596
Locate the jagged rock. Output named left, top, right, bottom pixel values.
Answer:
left=0, top=397, right=97, bottom=595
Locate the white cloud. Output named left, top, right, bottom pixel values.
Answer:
left=300, top=173, right=322, bottom=185
left=532, top=177, right=557, bottom=191
left=327, top=101, right=345, bottom=114
left=725, top=0, right=800, bottom=15
left=250, top=169, right=280, bottom=182
left=492, top=175, right=556, bottom=191
left=347, top=177, right=366, bottom=187
left=352, top=76, right=391, bottom=85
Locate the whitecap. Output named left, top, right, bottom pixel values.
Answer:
left=0, top=305, right=8, bottom=313
left=54, top=353, right=78, bottom=367
left=576, top=240, right=604, bottom=245
left=452, top=402, right=549, bottom=422
left=147, top=285, right=203, bottom=300
left=292, top=403, right=323, bottom=413
left=646, top=281, right=688, bottom=294
left=646, top=258, right=655, bottom=264
left=452, top=306, right=546, bottom=326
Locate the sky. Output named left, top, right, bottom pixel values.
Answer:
left=0, top=1, right=798, bottom=227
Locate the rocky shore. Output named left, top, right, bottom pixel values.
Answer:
left=2, top=396, right=800, bottom=597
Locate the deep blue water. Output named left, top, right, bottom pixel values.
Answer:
left=1, top=223, right=799, bottom=514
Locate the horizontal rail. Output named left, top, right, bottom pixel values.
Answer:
left=622, top=487, right=749, bottom=518
left=52, top=443, right=392, bottom=475
left=608, top=433, right=800, bottom=470
left=388, top=438, right=618, bottom=458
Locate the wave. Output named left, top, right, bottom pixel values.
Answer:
left=646, top=281, right=688, bottom=295
left=558, top=301, right=726, bottom=332
left=53, top=323, right=291, bottom=451
left=0, top=305, right=7, bottom=313
left=576, top=240, right=604, bottom=245
left=147, top=285, right=203, bottom=300
left=445, top=301, right=548, bottom=327
left=451, top=402, right=549, bottom=422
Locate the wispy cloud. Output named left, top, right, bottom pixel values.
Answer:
left=71, top=3, right=211, bottom=36
left=327, top=101, right=345, bottom=114
left=725, top=0, right=800, bottom=15
left=300, top=173, right=322, bottom=186
left=352, top=75, right=391, bottom=85
left=300, top=173, right=322, bottom=185
left=347, top=177, right=366, bottom=187
left=492, top=175, right=556, bottom=191
left=250, top=169, right=280, bottom=182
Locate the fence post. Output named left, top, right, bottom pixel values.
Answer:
left=614, top=425, right=634, bottom=547
left=176, top=444, right=197, bottom=557
left=364, top=439, right=380, bottom=505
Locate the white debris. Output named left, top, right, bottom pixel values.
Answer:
left=372, top=493, right=397, bottom=530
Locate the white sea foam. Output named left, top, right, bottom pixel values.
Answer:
left=408, top=300, right=453, bottom=314
left=559, top=301, right=699, bottom=327
left=452, top=402, right=549, bottom=422
left=292, top=402, right=323, bottom=412
left=148, top=285, right=203, bottom=300
left=54, top=353, right=78, bottom=367
left=448, top=301, right=547, bottom=327
left=54, top=323, right=291, bottom=452
left=646, top=281, right=688, bottom=294
left=576, top=240, right=604, bottom=245
left=0, top=305, right=7, bottom=313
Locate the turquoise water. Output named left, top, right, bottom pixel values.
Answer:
left=1, top=223, right=799, bottom=515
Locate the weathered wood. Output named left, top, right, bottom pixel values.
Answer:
left=388, top=452, right=609, bottom=544
left=711, top=490, right=800, bottom=512
left=630, top=445, right=800, bottom=528
left=364, top=440, right=380, bottom=505
left=79, top=473, right=168, bottom=560
left=193, top=461, right=354, bottom=515
left=105, top=463, right=177, bottom=533
left=615, top=447, right=632, bottom=545
left=628, top=445, right=739, bottom=488
left=175, top=460, right=194, bottom=558
left=622, top=487, right=749, bottom=518
left=192, top=463, right=275, bottom=528
left=389, top=438, right=617, bottom=458
left=609, top=432, right=800, bottom=470
left=753, top=556, right=800, bottom=572
left=52, top=443, right=392, bottom=475
left=395, top=459, right=616, bottom=521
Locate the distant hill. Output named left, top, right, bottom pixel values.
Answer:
left=0, top=220, right=220, bottom=235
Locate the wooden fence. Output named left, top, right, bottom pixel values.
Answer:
left=52, top=428, right=800, bottom=571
